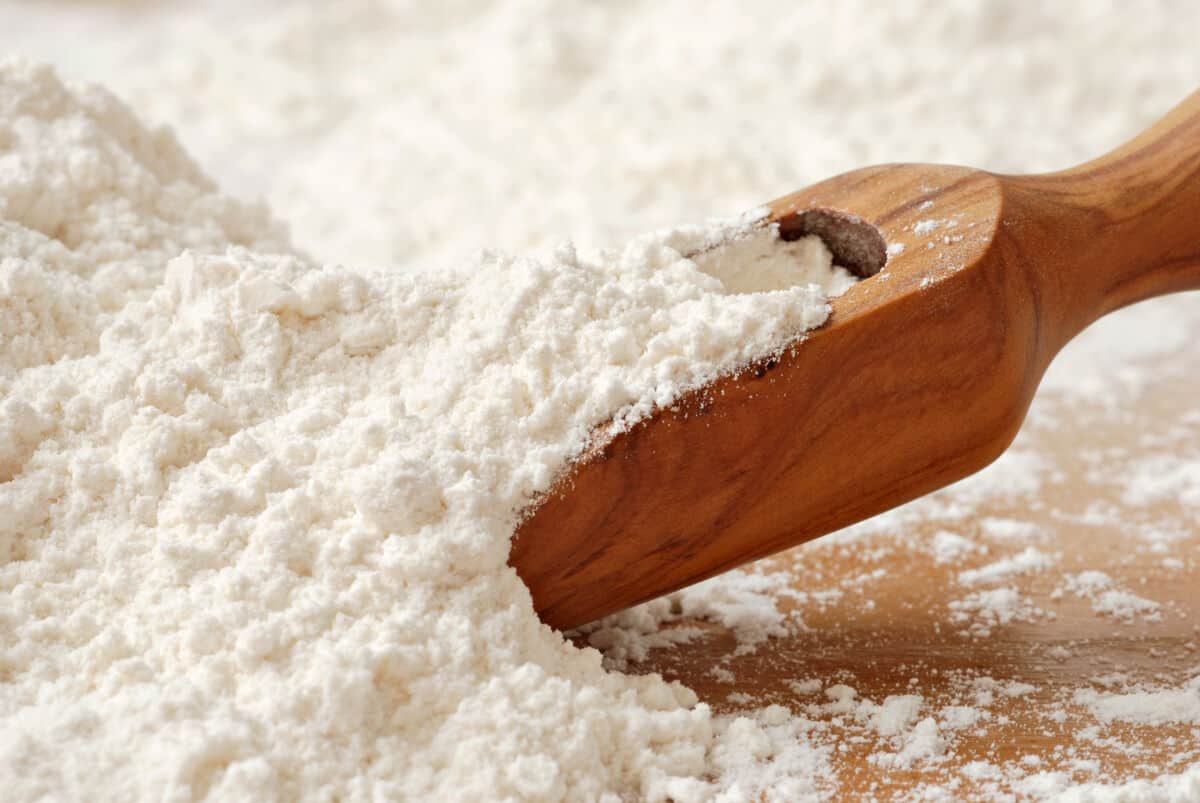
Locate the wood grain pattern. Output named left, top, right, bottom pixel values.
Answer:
left=512, top=90, right=1200, bottom=630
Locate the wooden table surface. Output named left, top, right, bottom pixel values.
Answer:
left=599, top=296, right=1200, bottom=798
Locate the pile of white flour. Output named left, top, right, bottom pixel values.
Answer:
left=3, top=1, right=1199, bottom=800
left=0, top=61, right=850, bottom=801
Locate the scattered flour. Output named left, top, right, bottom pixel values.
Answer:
left=3, top=0, right=1200, bottom=799
left=707, top=706, right=833, bottom=803
left=872, top=718, right=948, bottom=770
left=958, top=547, right=1055, bottom=586
left=939, top=705, right=984, bottom=731
left=575, top=569, right=799, bottom=672
left=797, top=687, right=950, bottom=770
left=1051, top=765, right=1200, bottom=802
left=1122, top=456, right=1200, bottom=509
left=873, top=694, right=925, bottom=737
left=931, top=530, right=980, bottom=564
left=1058, top=572, right=1164, bottom=624
left=979, top=517, right=1045, bottom=542
left=1074, top=677, right=1200, bottom=726
left=948, top=588, right=1044, bottom=637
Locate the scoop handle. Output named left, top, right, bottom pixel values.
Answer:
left=1001, top=89, right=1200, bottom=358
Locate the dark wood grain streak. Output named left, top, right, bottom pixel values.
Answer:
left=511, top=90, right=1200, bottom=630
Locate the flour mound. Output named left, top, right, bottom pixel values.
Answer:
left=0, top=61, right=287, bottom=380
left=0, top=63, right=850, bottom=802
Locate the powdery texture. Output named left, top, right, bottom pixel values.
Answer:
left=948, top=588, right=1045, bottom=638
left=576, top=569, right=800, bottom=672
left=1074, top=677, right=1200, bottom=726
left=957, top=546, right=1056, bottom=586
left=0, top=64, right=852, bottom=802
left=1057, top=571, right=1164, bottom=624
left=3, top=0, right=1200, bottom=799
left=0, top=61, right=285, bottom=378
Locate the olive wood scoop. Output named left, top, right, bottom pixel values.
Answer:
left=512, top=90, right=1200, bottom=630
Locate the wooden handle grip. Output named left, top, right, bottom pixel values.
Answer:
left=513, top=95, right=1199, bottom=631
left=1000, top=89, right=1200, bottom=358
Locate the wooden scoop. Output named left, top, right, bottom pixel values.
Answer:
left=512, top=90, right=1200, bottom=631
